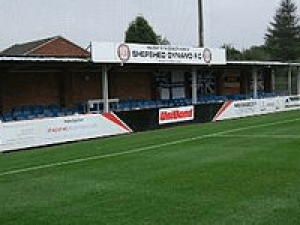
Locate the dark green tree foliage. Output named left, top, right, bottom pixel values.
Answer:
left=265, top=0, right=300, bottom=61
left=156, top=35, right=171, bottom=45
left=242, top=45, right=270, bottom=61
left=221, top=44, right=243, bottom=61
left=125, top=15, right=159, bottom=44
left=222, top=44, right=271, bottom=61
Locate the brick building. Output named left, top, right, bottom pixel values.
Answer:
left=1, top=36, right=90, bottom=58
left=0, top=36, right=102, bottom=112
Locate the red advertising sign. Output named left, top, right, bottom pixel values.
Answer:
left=159, top=106, right=194, bottom=124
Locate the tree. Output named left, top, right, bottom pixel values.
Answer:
left=221, top=44, right=243, bottom=61
left=156, top=35, right=171, bottom=45
left=265, top=0, right=300, bottom=61
left=125, top=15, right=170, bottom=45
left=242, top=45, right=270, bottom=61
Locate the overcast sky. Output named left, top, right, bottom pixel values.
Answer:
left=0, top=0, right=296, bottom=52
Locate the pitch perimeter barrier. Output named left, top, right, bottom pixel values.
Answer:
left=0, top=113, right=132, bottom=152
left=213, top=96, right=300, bottom=121
left=115, top=102, right=223, bottom=132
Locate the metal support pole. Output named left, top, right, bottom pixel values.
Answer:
left=252, top=68, right=258, bottom=99
left=102, top=65, right=109, bottom=113
left=192, top=67, right=198, bottom=104
left=297, top=67, right=300, bottom=95
left=288, top=66, right=292, bottom=96
left=271, top=69, right=276, bottom=92
left=198, top=0, right=204, bottom=47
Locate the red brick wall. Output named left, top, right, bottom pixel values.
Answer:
left=64, top=72, right=102, bottom=107
left=2, top=72, right=60, bottom=111
left=109, top=70, right=154, bottom=100
left=1, top=71, right=101, bottom=112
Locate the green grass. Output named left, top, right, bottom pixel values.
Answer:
left=1, top=110, right=300, bottom=224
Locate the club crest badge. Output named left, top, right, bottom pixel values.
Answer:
left=118, top=44, right=131, bottom=62
left=203, top=48, right=212, bottom=63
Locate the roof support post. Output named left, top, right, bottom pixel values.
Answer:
left=288, top=66, right=292, bottom=96
left=297, top=67, right=300, bottom=95
left=102, top=64, right=109, bottom=113
left=252, top=68, right=258, bottom=99
left=271, top=68, right=276, bottom=91
left=192, top=67, right=198, bottom=104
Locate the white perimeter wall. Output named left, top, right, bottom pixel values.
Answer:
left=0, top=113, right=131, bottom=152
left=213, top=96, right=300, bottom=121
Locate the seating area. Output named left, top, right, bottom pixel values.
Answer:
left=225, top=91, right=287, bottom=101
left=113, top=91, right=286, bottom=112
left=0, top=103, right=85, bottom=123
left=0, top=91, right=287, bottom=123
left=114, top=98, right=192, bottom=111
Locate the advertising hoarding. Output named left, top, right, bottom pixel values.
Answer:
left=159, top=106, right=194, bottom=124
left=213, top=96, right=300, bottom=121
left=92, top=42, right=226, bottom=65
left=0, top=113, right=132, bottom=152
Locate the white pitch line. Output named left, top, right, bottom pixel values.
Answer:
left=218, top=134, right=300, bottom=139
left=0, top=117, right=299, bottom=178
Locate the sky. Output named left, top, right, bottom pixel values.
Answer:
left=0, top=0, right=295, bottom=52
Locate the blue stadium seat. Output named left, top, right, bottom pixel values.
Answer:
left=56, top=111, right=66, bottom=117
left=26, top=114, right=36, bottom=120
left=3, top=112, right=13, bottom=122
left=65, top=109, right=75, bottom=116
left=117, top=102, right=131, bottom=111
left=36, top=113, right=46, bottom=119
left=75, top=103, right=85, bottom=114
left=156, top=100, right=164, bottom=108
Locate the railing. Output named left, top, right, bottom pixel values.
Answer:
left=87, top=99, right=119, bottom=114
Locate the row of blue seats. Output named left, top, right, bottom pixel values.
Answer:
left=0, top=92, right=284, bottom=121
left=198, top=95, right=227, bottom=103
left=114, top=98, right=194, bottom=111
left=225, top=92, right=284, bottom=101
left=114, top=97, right=223, bottom=111
left=114, top=92, right=284, bottom=111
left=0, top=104, right=85, bottom=123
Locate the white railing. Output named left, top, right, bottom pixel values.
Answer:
left=87, top=99, right=119, bottom=113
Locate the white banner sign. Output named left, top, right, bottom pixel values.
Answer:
left=0, top=113, right=132, bottom=152
left=213, top=96, right=300, bottom=121
left=92, top=42, right=226, bottom=65
left=159, top=106, right=194, bottom=124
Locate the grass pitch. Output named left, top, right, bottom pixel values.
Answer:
left=1, top=110, right=300, bottom=224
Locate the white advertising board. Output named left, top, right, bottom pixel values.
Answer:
left=92, top=42, right=226, bottom=65
left=213, top=96, right=300, bottom=121
left=159, top=106, right=194, bottom=124
left=0, top=113, right=132, bottom=152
